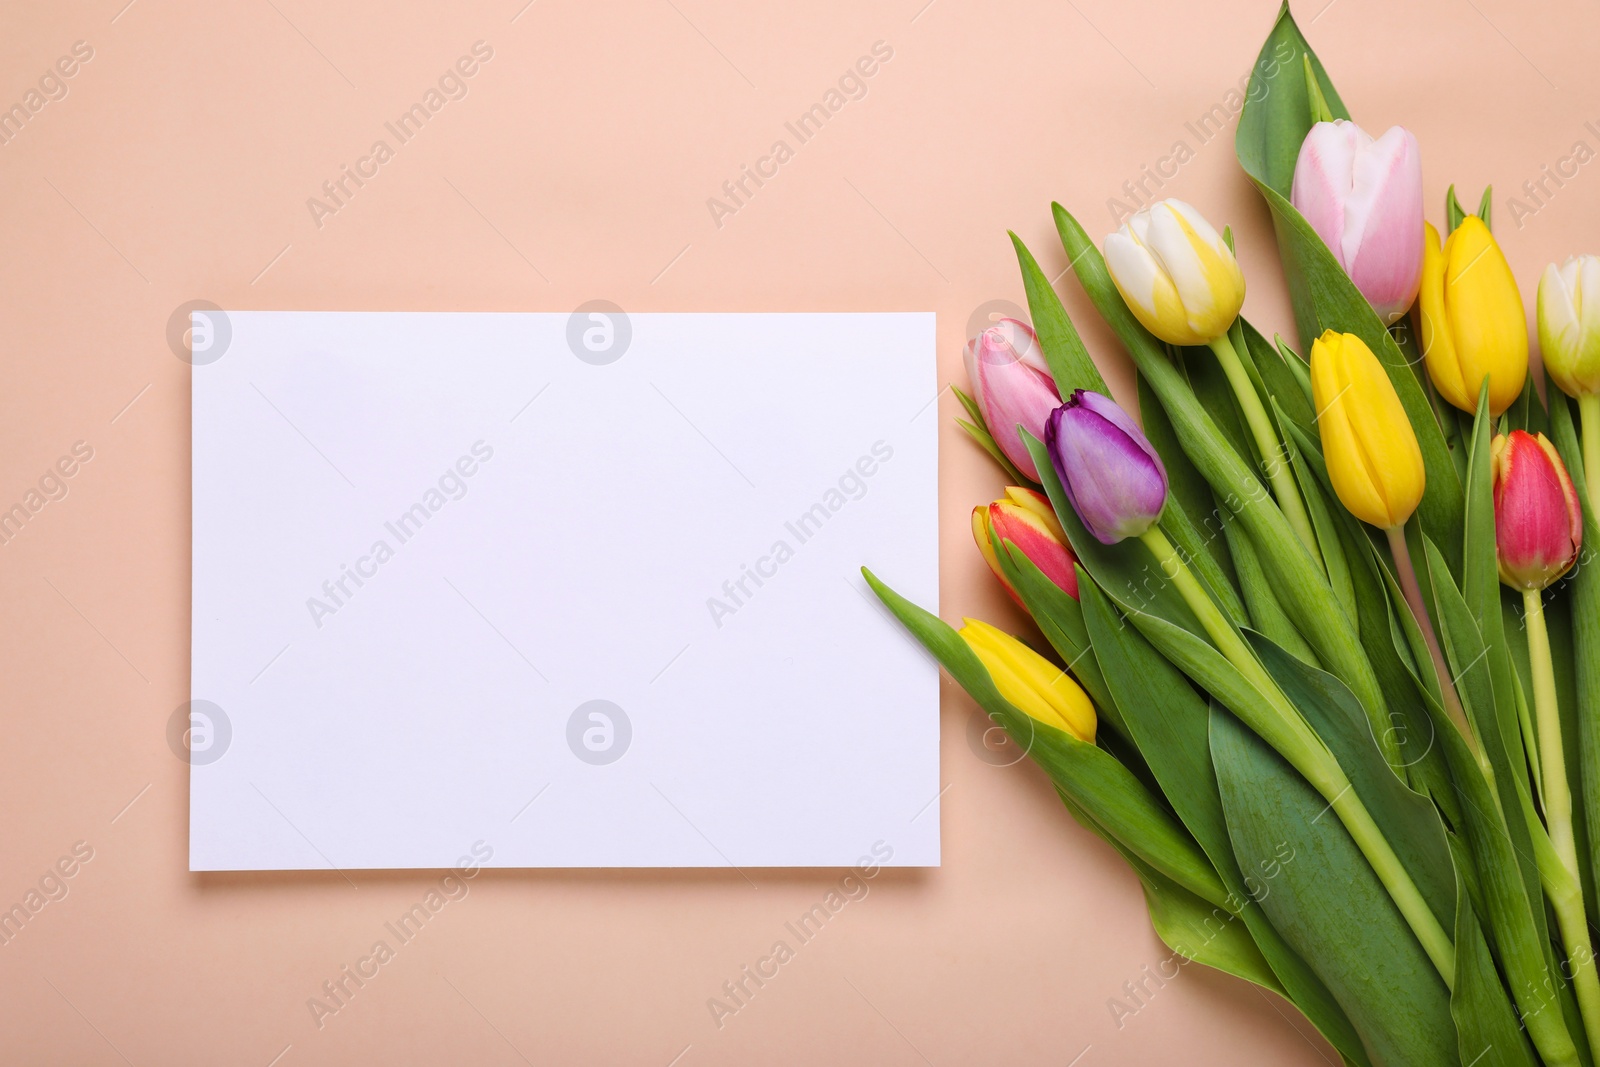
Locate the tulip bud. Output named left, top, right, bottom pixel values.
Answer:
left=958, top=618, right=1096, bottom=742
left=1290, top=120, right=1424, bottom=325
left=1311, top=330, right=1426, bottom=530
left=1492, top=430, right=1582, bottom=591
left=972, top=487, right=1080, bottom=603
left=1537, top=255, right=1600, bottom=399
left=1044, top=390, right=1168, bottom=545
left=962, top=318, right=1059, bottom=481
left=1103, top=199, right=1246, bottom=346
left=1418, top=217, right=1528, bottom=416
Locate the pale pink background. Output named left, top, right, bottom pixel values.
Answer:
left=0, top=0, right=1594, bottom=1062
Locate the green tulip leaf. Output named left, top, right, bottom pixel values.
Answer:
left=1301, top=54, right=1335, bottom=125
left=1247, top=636, right=1457, bottom=931
left=1247, top=318, right=1316, bottom=436
left=1021, top=430, right=1239, bottom=639
left=1451, top=870, right=1540, bottom=1067
left=1009, top=231, right=1108, bottom=397
left=955, top=415, right=1031, bottom=486
left=1234, top=2, right=1349, bottom=199
left=954, top=383, right=1033, bottom=485
left=1140, top=374, right=1241, bottom=598
left=1178, top=336, right=1259, bottom=471
left=1274, top=334, right=1315, bottom=404
left=1548, top=390, right=1600, bottom=923
left=1418, top=538, right=1582, bottom=1067
left=1054, top=785, right=1296, bottom=1008
left=1210, top=703, right=1459, bottom=1067
left=861, top=567, right=1228, bottom=908
left=1446, top=185, right=1468, bottom=235
left=1234, top=4, right=1465, bottom=575
left=1079, top=580, right=1370, bottom=1063
left=1077, top=579, right=1234, bottom=871
left=1274, top=416, right=1460, bottom=811
left=1220, top=511, right=1320, bottom=666
left=1130, top=862, right=1284, bottom=997
left=1456, top=390, right=1552, bottom=904
left=1274, top=397, right=1356, bottom=626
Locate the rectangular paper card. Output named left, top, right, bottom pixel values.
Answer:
left=190, top=311, right=939, bottom=870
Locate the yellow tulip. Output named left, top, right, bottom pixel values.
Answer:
left=1311, top=330, right=1426, bottom=529
left=958, top=618, right=1095, bottom=743
left=1417, top=218, right=1528, bottom=415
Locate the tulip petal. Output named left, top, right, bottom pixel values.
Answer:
left=1343, top=339, right=1425, bottom=520
left=1341, top=127, right=1423, bottom=324
left=1074, top=389, right=1167, bottom=472
left=1312, top=330, right=1424, bottom=529
left=1047, top=394, right=1168, bottom=544
left=1103, top=199, right=1243, bottom=347
left=991, top=499, right=1079, bottom=599
left=971, top=504, right=1021, bottom=605
left=998, top=318, right=1050, bottom=377
left=1539, top=256, right=1600, bottom=397
left=961, top=338, right=986, bottom=412
left=1494, top=431, right=1582, bottom=588
left=1144, top=203, right=1232, bottom=341
left=1419, top=221, right=1469, bottom=411
left=1443, top=217, right=1528, bottom=416
left=1104, top=229, right=1189, bottom=343
left=1580, top=256, right=1600, bottom=346
left=1005, top=486, right=1068, bottom=539
left=959, top=621, right=1068, bottom=731
left=960, top=618, right=1095, bottom=741
left=1291, top=121, right=1363, bottom=270
left=966, top=323, right=1060, bottom=480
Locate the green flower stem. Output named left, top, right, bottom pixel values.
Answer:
left=1581, top=395, right=1600, bottom=521
left=1384, top=526, right=1477, bottom=756
left=1524, top=586, right=1600, bottom=1060
left=1141, top=523, right=1456, bottom=985
left=1205, top=331, right=1320, bottom=558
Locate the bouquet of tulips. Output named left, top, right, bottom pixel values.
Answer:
left=868, top=7, right=1600, bottom=1065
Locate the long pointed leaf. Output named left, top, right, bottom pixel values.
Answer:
left=1009, top=231, right=1108, bottom=396
left=1079, top=580, right=1369, bottom=1062
left=862, top=568, right=1227, bottom=907
left=1210, top=705, right=1458, bottom=1066
left=1452, top=868, right=1540, bottom=1067
left=1233, top=4, right=1464, bottom=573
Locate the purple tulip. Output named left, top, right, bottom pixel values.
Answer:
left=1045, top=390, right=1168, bottom=544
left=1291, top=120, right=1424, bottom=325
left=963, top=318, right=1059, bottom=481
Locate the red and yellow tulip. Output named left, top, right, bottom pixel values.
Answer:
left=1492, top=430, right=1583, bottom=591
left=971, top=487, right=1079, bottom=602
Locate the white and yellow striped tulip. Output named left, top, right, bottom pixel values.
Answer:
left=1103, top=199, right=1246, bottom=347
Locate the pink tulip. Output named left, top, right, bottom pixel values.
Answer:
left=1492, top=430, right=1583, bottom=591
left=963, top=319, right=1059, bottom=482
left=1291, top=120, right=1424, bottom=325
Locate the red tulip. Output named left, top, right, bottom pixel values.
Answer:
left=1492, top=430, right=1583, bottom=590
left=972, top=487, right=1079, bottom=602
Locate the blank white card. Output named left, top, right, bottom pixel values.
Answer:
left=190, top=311, right=939, bottom=870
